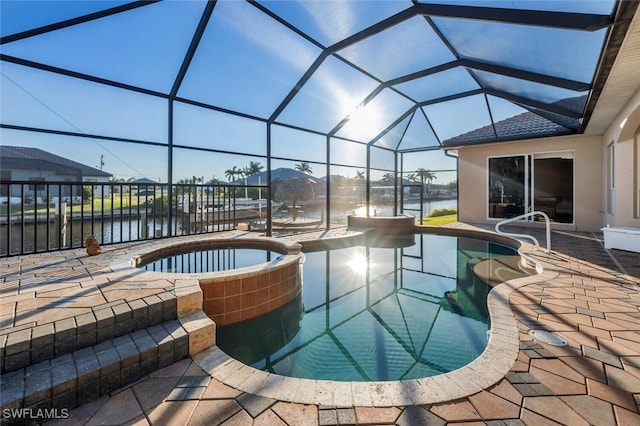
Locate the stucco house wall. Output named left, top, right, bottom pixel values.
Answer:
left=602, top=88, right=640, bottom=229
left=455, top=134, right=603, bottom=232
left=455, top=88, right=640, bottom=233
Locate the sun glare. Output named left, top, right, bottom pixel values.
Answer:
left=353, top=205, right=379, bottom=216
left=350, top=253, right=368, bottom=275
left=345, top=104, right=382, bottom=140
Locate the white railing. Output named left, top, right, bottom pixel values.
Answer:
left=495, top=211, right=551, bottom=253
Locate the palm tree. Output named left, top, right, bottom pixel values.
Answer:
left=381, top=172, right=395, bottom=183
left=205, top=177, right=225, bottom=198
left=294, top=161, right=313, bottom=174
left=244, top=161, right=264, bottom=176
left=406, top=173, right=418, bottom=183
left=416, top=168, right=436, bottom=195
left=207, top=177, right=224, bottom=185
left=224, top=166, right=241, bottom=182
left=176, top=178, right=193, bottom=196
left=110, top=177, right=125, bottom=194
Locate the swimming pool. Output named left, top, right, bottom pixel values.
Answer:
left=216, top=233, right=530, bottom=381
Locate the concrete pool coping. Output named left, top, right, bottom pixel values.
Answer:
left=191, top=226, right=559, bottom=406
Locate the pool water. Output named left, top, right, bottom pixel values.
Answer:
left=216, top=234, right=527, bottom=381
left=142, top=247, right=280, bottom=273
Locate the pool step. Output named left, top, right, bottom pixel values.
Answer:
left=0, top=320, right=186, bottom=422
left=471, top=256, right=537, bottom=287
left=0, top=280, right=215, bottom=424
left=0, top=292, right=178, bottom=375
left=0, top=312, right=215, bottom=424
left=0, top=279, right=210, bottom=376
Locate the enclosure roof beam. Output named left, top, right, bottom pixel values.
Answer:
left=368, top=106, right=419, bottom=147
left=485, top=88, right=582, bottom=118
left=386, top=58, right=590, bottom=93
left=268, top=7, right=416, bottom=123
left=0, top=54, right=168, bottom=99
left=414, top=2, right=612, bottom=31
left=169, top=1, right=217, bottom=99
left=458, top=59, right=592, bottom=91
left=0, top=124, right=165, bottom=147
left=417, top=89, right=485, bottom=107
left=0, top=1, right=161, bottom=45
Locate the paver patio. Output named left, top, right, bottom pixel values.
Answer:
left=1, top=223, right=639, bottom=425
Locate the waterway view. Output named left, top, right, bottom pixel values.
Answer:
left=1, top=199, right=456, bottom=256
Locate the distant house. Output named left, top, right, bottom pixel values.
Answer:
left=233, top=168, right=322, bottom=186
left=0, top=145, right=112, bottom=199
left=130, top=178, right=160, bottom=195
left=376, top=176, right=416, bottom=192
left=231, top=168, right=324, bottom=204
left=130, top=178, right=158, bottom=185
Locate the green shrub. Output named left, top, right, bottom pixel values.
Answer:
left=428, top=207, right=457, bottom=217
left=144, top=196, right=169, bottom=216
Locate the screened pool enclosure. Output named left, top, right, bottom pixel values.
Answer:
left=1, top=0, right=632, bottom=243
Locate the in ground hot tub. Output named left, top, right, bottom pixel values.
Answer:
left=131, top=236, right=302, bottom=327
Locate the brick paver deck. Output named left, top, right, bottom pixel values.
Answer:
left=2, top=223, right=640, bottom=425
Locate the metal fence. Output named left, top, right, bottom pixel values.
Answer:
left=0, top=181, right=267, bottom=257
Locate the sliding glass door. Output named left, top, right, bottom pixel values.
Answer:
left=488, top=156, right=526, bottom=219
left=488, top=152, right=574, bottom=223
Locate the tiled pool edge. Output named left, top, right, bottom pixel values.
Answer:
left=191, top=241, right=559, bottom=407
left=108, top=234, right=303, bottom=328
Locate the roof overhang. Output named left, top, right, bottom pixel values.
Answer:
left=584, top=1, right=640, bottom=135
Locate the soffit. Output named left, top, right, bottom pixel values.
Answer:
left=585, top=4, right=640, bottom=135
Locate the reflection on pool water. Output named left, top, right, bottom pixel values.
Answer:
left=142, top=247, right=280, bottom=273
left=217, top=233, right=528, bottom=382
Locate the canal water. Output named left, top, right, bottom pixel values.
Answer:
left=1, top=217, right=177, bottom=256
left=1, top=199, right=457, bottom=256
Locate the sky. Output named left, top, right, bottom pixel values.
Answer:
left=0, top=0, right=609, bottom=185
